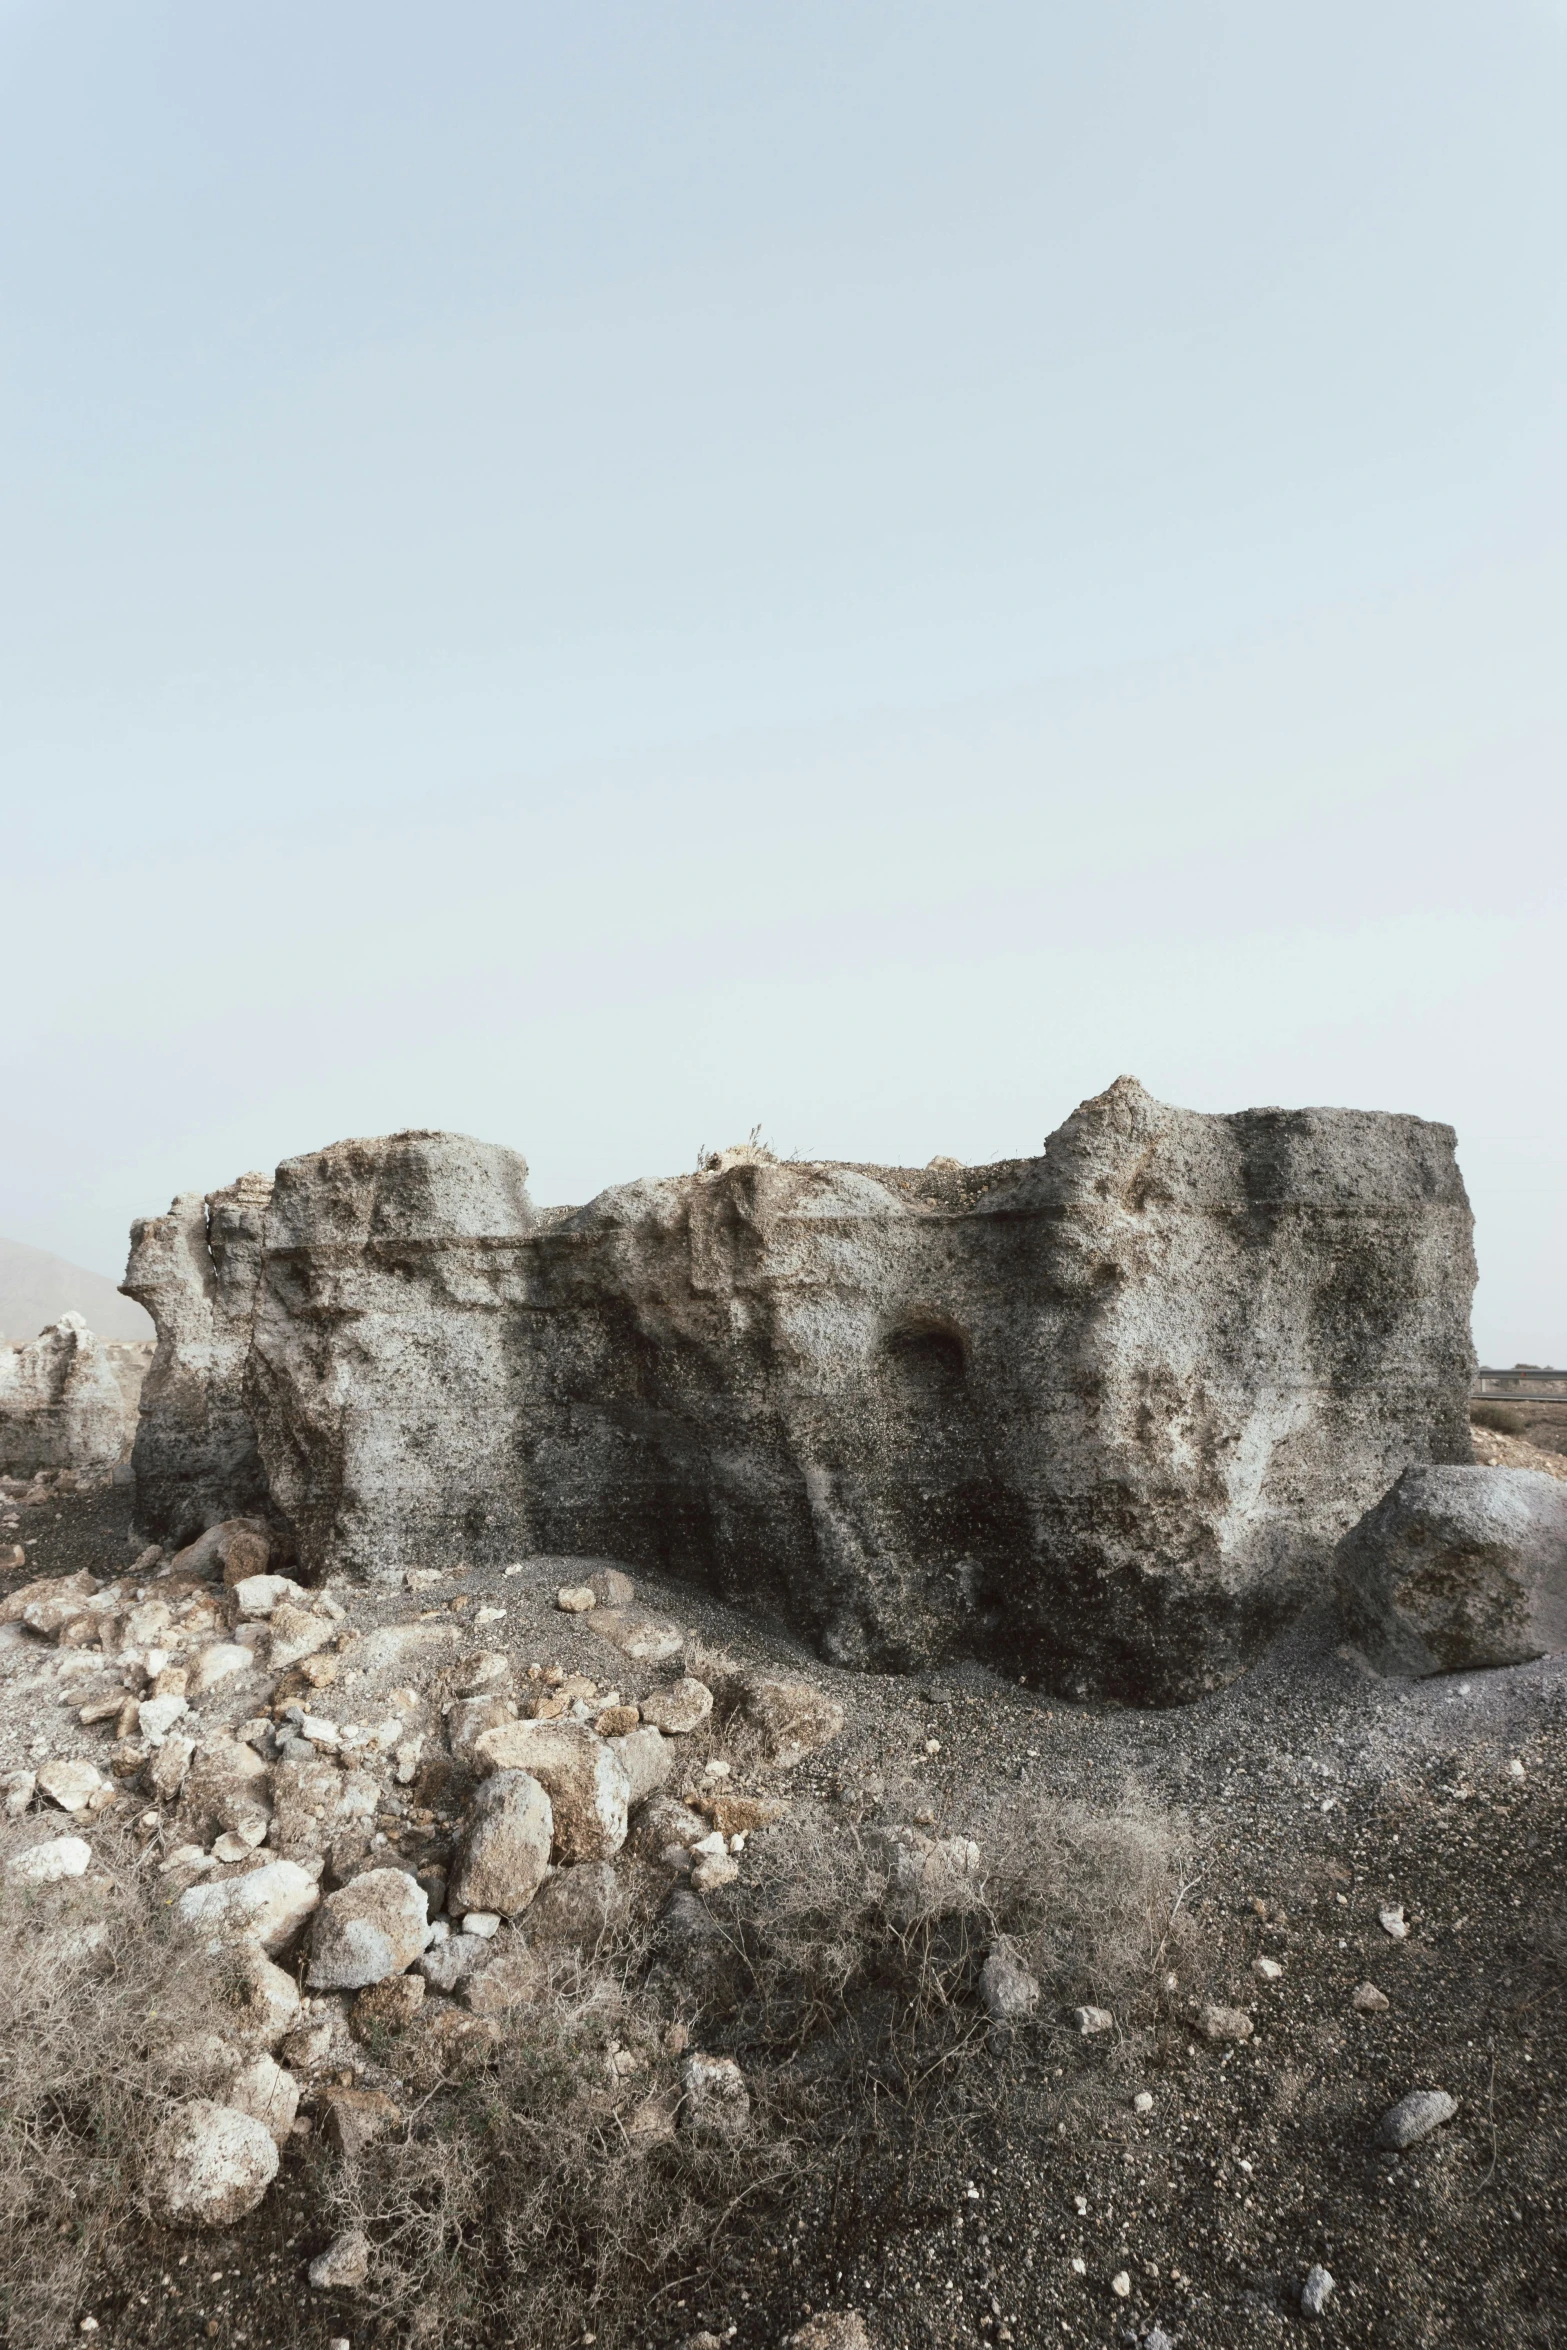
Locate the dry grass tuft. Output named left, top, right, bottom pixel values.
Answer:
left=0, top=1823, right=232, bottom=2347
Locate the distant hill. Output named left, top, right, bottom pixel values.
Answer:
left=0, top=1235, right=155, bottom=1344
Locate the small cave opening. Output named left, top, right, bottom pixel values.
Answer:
left=881, top=1318, right=969, bottom=1396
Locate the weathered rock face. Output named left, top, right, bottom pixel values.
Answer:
left=121, top=1173, right=275, bottom=1549
left=1339, top=1465, right=1567, bottom=1676
left=124, top=1082, right=1476, bottom=1704
left=0, top=1313, right=149, bottom=1475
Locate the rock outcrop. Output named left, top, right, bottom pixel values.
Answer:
left=1338, top=1465, right=1567, bottom=1675
left=122, top=1174, right=275, bottom=1549
left=0, top=1313, right=149, bottom=1476
left=122, top=1082, right=1476, bottom=1703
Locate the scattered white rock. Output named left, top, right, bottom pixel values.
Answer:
left=679, top=2051, right=751, bottom=2141
left=1074, top=2006, right=1113, bottom=2036
left=1110, top=2269, right=1132, bottom=2298
left=308, top=1868, right=430, bottom=1990
left=449, top=1769, right=554, bottom=1917
left=609, top=1723, right=676, bottom=1805
left=35, top=1758, right=105, bottom=1813
left=461, top=1910, right=502, bottom=1937
left=230, top=1573, right=307, bottom=1618
left=1377, top=2088, right=1457, bottom=2149
left=557, top=1584, right=597, bottom=1612
left=1379, top=1905, right=1409, bottom=1940
left=136, top=1692, right=190, bottom=1745
left=223, top=2052, right=300, bottom=2146
left=472, top=1719, right=630, bottom=1862
left=177, top=1859, right=321, bottom=1955
left=785, top=2316, right=871, bottom=2350
left=225, top=1945, right=303, bottom=2047
left=187, top=1643, right=254, bottom=1696
left=1353, top=1981, right=1390, bottom=2013
left=1253, top=1956, right=1283, bottom=1981
left=638, top=1677, right=714, bottom=1735
left=309, top=2229, right=371, bottom=2290
left=979, top=1949, right=1040, bottom=2020
left=1, top=1768, right=36, bottom=1816
left=1133, top=2091, right=1154, bottom=2113
left=7, top=1834, right=92, bottom=1884
left=1197, top=2003, right=1254, bottom=2044
left=143, top=2098, right=279, bottom=2228
left=1301, top=2263, right=1335, bottom=2317
left=691, top=1849, right=740, bottom=1892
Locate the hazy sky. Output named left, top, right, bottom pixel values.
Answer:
left=2, top=2, right=1563, bottom=1364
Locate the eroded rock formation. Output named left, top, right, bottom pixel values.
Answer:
left=122, top=1175, right=275, bottom=1550
left=122, top=1080, right=1477, bottom=1703
left=0, top=1313, right=149, bottom=1476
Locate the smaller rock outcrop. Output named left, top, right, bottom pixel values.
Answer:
left=0, top=1314, right=149, bottom=1476
left=1339, top=1466, right=1567, bottom=1675
left=307, top=1868, right=429, bottom=1989
left=448, top=1771, right=553, bottom=1917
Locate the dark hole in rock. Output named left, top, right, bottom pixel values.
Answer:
left=882, top=1323, right=968, bottom=1393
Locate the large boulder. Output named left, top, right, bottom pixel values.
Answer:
left=1339, top=1466, right=1567, bottom=1675
left=447, top=1771, right=553, bottom=1916
left=143, top=2098, right=278, bottom=2227
left=126, top=1084, right=1477, bottom=1703
left=0, top=1312, right=147, bottom=1476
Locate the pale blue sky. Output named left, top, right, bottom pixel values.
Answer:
left=2, top=2, right=1563, bottom=1361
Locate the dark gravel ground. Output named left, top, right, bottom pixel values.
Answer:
left=5, top=1483, right=1565, bottom=2350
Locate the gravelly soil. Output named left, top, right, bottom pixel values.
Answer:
left=4, top=1480, right=1565, bottom=2350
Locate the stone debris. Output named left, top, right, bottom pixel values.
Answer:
left=979, top=1949, right=1040, bottom=2020
left=307, top=1867, right=430, bottom=1989
left=786, top=2317, right=871, bottom=2350
left=6, top=1834, right=92, bottom=1884
left=557, top=1584, right=597, bottom=1612
left=143, top=2098, right=279, bottom=2228
left=680, top=2051, right=751, bottom=2141
left=1074, top=2006, right=1114, bottom=2036
left=1379, top=1906, right=1409, bottom=1940
left=591, top=1609, right=686, bottom=1665
left=524, top=1860, right=626, bottom=1951
left=223, top=2052, right=300, bottom=2145
left=225, top=1946, right=302, bottom=2047
left=177, top=1859, right=321, bottom=1955
left=34, top=1758, right=105, bottom=1813
left=1377, top=2088, right=1457, bottom=2149
left=1196, top=2004, right=1254, bottom=2044
left=1339, top=1465, right=1567, bottom=1675
left=734, top=1674, right=845, bottom=1767
left=309, top=2229, right=371, bottom=2290
left=1253, top=1956, right=1283, bottom=1981
left=608, top=1723, right=676, bottom=1805
left=1133, top=2092, right=1154, bottom=2113
left=2, top=1768, right=36, bottom=1816
left=1353, top=1981, right=1391, bottom=2012
left=1301, top=2263, right=1335, bottom=2317
left=1110, top=2269, right=1132, bottom=2298
left=472, top=1719, right=630, bottom=1862
left=639, top=1676, right=714, bottom=1735
left=319, top=2085, right=403, bottom=2158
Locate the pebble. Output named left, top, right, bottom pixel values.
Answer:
left=1378, top=1905, right=1409, bottom=1940
left=1377, top=2088, right=1456, bottom=2149
left=461, top=1910, right=502, bottom=1937
left=1132, top=2091, right=1154, bottom=2113
left=1196, top=2003, right=1253, bottom=2043
left=1507, top=1758, right=1526, bottom=1778
left=556, top=1585, right=596, bottom=1613
left=1074, top=2005, right=1113, bottom=2035
left=309, top=2229, right=371, bottom=2289
left=1253, top=1956, right=1283, bottom=1981
left=1110, top=2269, right=1131, bottom=2298
left=1353, top=1981, right=1390, bottom=2012
left=1301, top=2263, right=1335, bottom=2317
